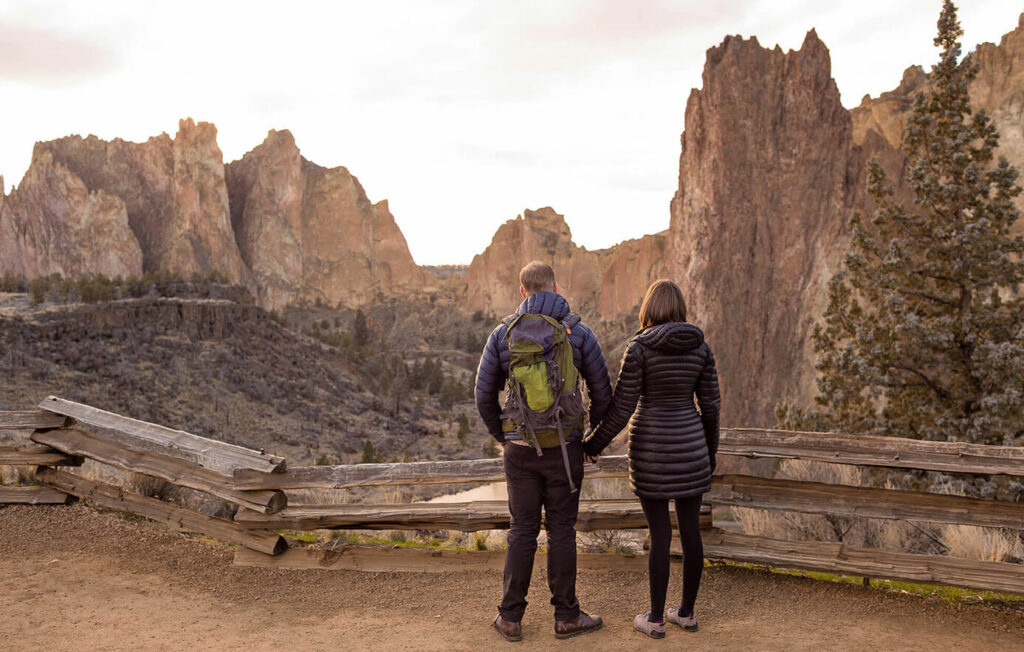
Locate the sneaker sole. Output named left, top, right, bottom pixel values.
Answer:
left=554, top=622, right=603, bottom=639
left=634, top=626, right=665, bottom=639
left=668, top=619, right=699, bottom=632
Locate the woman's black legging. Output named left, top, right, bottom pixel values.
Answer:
left=640, top=495, right=704, bottom=622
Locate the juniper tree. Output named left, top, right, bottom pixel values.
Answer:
left=779, top=1, right=1024, bottom=445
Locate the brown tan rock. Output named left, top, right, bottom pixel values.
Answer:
left=0, top=149, right=142, bottom=278
left=667, top=16, right=1024, bottom=429
left=462, top=207, right=666, bottom=319
left=668, top=31, right=855, bottom=427
left=33, top=119, right=248, bottom=282
left=225, top=130, right=424, bottom=309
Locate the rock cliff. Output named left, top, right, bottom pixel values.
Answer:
left=31, top=119, right=249, bottom=282
left=462, top=207, right=666, bottom=319
left=2, top=122, right=424, bottom=310
left=0, top=150, right=142, bottom=279
left=852, top=13, right=1024, bottom=229
left=668, top=31, right=856, bottom=426
left=669, top=16, right=1024, bottom=427
left=225, top=130, right=424, bottom=308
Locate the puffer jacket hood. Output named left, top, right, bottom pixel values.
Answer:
left=515, top=291, right=570, bottom=321
left=634, top=321, right=704, bottom=354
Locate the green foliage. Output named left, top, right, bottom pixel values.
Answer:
left=0, top=271, right=27, bottom=293
left=360, top=439, right=380, bottom=464
left=352, top=309, right=370, bottom=347
left=780, top=1, right=1024, bottom=446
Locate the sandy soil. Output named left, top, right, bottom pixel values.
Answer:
left=1, top=504, right=1022, bottom=651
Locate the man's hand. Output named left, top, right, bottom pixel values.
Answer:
left=585, top=454, right=600, bottom=464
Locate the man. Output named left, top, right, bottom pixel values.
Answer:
left=475, top=260, right=612, bottom=641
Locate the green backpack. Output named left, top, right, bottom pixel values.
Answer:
left=500, top=312, right=585, bottom=491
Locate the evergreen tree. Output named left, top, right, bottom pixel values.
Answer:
left=779, top=1, right=1024, bottom=445
left=360, top=439, right=379, bottom=464
left=352, top=309, right=370, bottom=347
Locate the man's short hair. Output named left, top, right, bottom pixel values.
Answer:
left=519, top=261, right=556, bottom=294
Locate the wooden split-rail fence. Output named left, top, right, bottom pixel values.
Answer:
left=2, top=396, right=1024, bottom=594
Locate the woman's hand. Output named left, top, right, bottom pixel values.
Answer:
left=585, top=453, right=600, bottom=464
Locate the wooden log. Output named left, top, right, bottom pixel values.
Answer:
left=233, top=456, right=630, bottom=490
left=37, top=396, right=285, bottom=474
left=234, top=546, right=650, bottom=573
left=720, top=428, right=1024, bottom=476
left=706, top=474, right=1024, bottom=530
left=234, top=428, right=1024, bottom=490
left=35, top=467, right=287, bottom=555
left=0, top=410, right=68, bottom=430
left=700, top=530, right=1024, bottom=596
left=0, top=444, right=82, bottom=466
left=32, top=428, right=285, bottom=514
left=235, top=499, right=711, bottom=532
left=0, top=485, right=71, bottom=504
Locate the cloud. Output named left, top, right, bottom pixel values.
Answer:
left=0, top=23, right=118, bottom=85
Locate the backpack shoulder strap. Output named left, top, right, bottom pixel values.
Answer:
left=561, top=312, right=581, bottom=332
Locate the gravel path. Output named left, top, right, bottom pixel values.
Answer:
left=1, top=504, right=1022, bottom=651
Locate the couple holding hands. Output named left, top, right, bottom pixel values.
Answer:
left=475, top=261, right=720, bottom=642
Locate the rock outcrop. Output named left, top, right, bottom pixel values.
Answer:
left=668, top=16, right=1024, bottom=428
left=225, top=130, right=425, bottom=308
left=852, top=13, right=1024, bottom=229
left=32, top=119, right=249, bottom=282
left=668, top=31, right=856, bottom=427
left=0, top=151, right=142, bottom=279
left=2, top=122, right=425, bottom=310
left=462, top=207, right=666, bottom=319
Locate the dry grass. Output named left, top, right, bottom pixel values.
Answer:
left=124, top=471, right=167, bottom=498
left=732, top=459, right=923, bottom=551
left=579, top=477, right=636, bottom=552
left=0, top=464, right=36, bottom=485
left=942, top=525, right=1024, bottom=562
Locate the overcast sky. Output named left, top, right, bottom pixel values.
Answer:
left=1, top=1, right=1020, bottom=264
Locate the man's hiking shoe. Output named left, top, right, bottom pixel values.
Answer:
left=633, top=612, right=666, bottom=639
left=493, top=615, right=522, bottom=642
left=554, top=611, right=603, bottom=639
left=667, top=605, right=698, bottom=632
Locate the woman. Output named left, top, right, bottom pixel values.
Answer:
left=583, top=279, right=720, bottom=638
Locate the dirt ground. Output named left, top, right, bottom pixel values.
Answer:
left=1, top=504, right=1022, bottom=651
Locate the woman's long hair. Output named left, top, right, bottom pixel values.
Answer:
left=638, top=279, right=687, bottom=329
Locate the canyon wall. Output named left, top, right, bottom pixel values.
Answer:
left=669, top=16, right=1024, bottom=427
left=225, top=129, right=424, bottom=308
left=1, top=122, right=423, bottom=309
left=462, top=207, right=667, bottom=319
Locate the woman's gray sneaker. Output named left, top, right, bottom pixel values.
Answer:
left=633, top=612, right=666, bottom=639
left=667, top=605, right=698, bottom=632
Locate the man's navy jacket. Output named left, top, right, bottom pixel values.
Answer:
left=474, top=291, right=613, bottom=443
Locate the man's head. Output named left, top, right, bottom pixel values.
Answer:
left=519, top=260, right=557, bottom=298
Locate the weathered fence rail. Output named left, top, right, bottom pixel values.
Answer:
left=2, top=399, right=1023, bottom=596
left=234, top=500, right=713, bottom=532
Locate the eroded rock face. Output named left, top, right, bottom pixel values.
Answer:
left=852, top=14, right=1024, bottom=230
left=669, top=17, right=1024, bottom=428
left=0, top=150, right=142, bottom=278
left=226, top=130, right=424, bottom=308
left=668, top=31, right=857, bottom=427
left=32, top=119, right=248, bottom=282
left=462, top=207, right=667, bottom=319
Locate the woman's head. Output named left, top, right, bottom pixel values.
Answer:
left=638, top=279, right=687, bottom=329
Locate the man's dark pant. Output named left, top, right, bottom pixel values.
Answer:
left=498, top=440, right=585, bottom=623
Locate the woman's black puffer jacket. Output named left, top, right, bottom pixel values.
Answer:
left=583, top=321, right=721, bottom=500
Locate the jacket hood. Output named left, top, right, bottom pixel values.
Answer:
left=635, top=321, right=704, bottom=353
left=515, top=291, right=571, bottom=321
